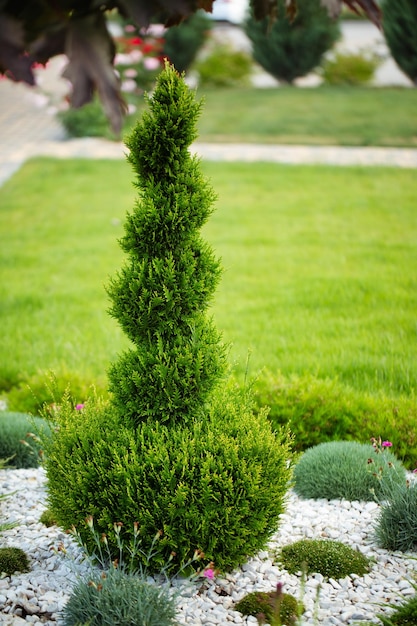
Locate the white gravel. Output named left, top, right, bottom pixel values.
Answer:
left=0, top=468, right=416, bottom=626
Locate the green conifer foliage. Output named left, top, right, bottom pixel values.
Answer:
left=107, top=63, right=227, bottom=427
left=382, top=0, right=417, bottom=86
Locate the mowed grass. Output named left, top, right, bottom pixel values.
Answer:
left=0, top=157, right=416, bottom=403
left=194, top=86, right=417, bottom=147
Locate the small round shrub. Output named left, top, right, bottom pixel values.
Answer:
left=375, top=482, right=417, bottom=552
left=293, top=441, right=406, bottom=502
left=43, top=384, right=293, bottom=575
left=0, top=412, right=50, bottom=468
left=0, top=547, right=30, bottom=576
left=58, top=99, right=116, bottom=139
left=379, top=594, right=417, bottom=626
left=277, top=539, right=370, bottom=579
left=195, top=45, right=252, bottom=87
left=61, top=567, right=177, bottom=626
left=235, top=588, right=301, bottom=625
left=321, top=51, right=380, bottom=85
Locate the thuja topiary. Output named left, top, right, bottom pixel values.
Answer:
left=44, top=63, right=293, bottom=575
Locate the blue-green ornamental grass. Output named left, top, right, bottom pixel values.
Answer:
left=293, top=440, right=406, bottom=502
left=375, top=481, right=417, bottom=552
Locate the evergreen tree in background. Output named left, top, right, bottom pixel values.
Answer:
left=382, top=0, right=417, bottom=86
left=107, top=61, right=227, bottom=428
left=163, top=12, right=212, bottom=74
left=245, top=0, right=340, bottom=84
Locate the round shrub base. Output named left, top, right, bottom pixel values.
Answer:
left=44, top=385, right=292, bottom=575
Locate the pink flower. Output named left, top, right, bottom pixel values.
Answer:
left=382, top=441, right=392, bottom=447
left=203, top=568, right=215, bottom=579
left=143, top=57, right=161, bottom=71
left=413, top=468, right=417, bottom=474
left=75, top=403, right=85, bottom=411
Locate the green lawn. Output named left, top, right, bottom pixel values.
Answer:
left=1, top=158, right=416, bottom=408
left=70, top=86, right=417, bottom=148
left=132, top=86, right=417, bottom=147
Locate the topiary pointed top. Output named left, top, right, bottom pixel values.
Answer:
left=125, top=61, right=201, bottom=183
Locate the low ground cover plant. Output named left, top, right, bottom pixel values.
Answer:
left=43, top=63, right=293, bottom=576
left=235, top=585, right=302, bottom=625
left=276, top=539, right=371, bottom=578
left=293, top=440, right=406, bottom=501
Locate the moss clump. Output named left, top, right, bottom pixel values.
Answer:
left=235, top=587, right=302, bottom=625
left=277, top=539, right=370, bottom=579
left=39, top=508, right=57, bottom=527
left=0, top=547, right=30, bottom=576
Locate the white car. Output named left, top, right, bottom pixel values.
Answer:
left=207, top=0, right=249, bottom=24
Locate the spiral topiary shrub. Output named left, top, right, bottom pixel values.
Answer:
left=44, top=63, right=293, bottom=576
left=0, top=546, right=30, bottom=576
left=235, top=587, right=302, bottom=625
left=0, top=411, right=49, bottom=468
left=293, top=440, right=406, bottom=502
left=277, top=539, right=370, bottom=579
left=375, top=482, right=417, bottom=552
left=61, top=567, right=177, bottom=626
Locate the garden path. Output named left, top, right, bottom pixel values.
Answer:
left=1, top=66, right=417, bottom=189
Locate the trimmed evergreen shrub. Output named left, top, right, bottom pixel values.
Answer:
left=0, top=547, right=30, bottom=576
left=235, top=587, right=302, bottom=625
left=375, top=482, right=417, bottom=552
left=44, top=385, right=292, bottom=574
left=0, top=411, right=49, bottom=468
left=163, top=12, right=212, bottom=73
left=44, top=63, right=293, bottom=576
left=245, top=0, right=340, bottom=84
left=293, top=440, right=406, bottom=502
left=277, top=539, right=370, bottom=578
left=61, top=566, right=177, bottom=626
left=382, top=0, right=417, bottom=86
left=254, top=371, right=417, bottom=470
